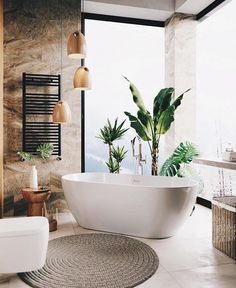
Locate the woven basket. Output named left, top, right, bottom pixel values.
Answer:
left=212, top=196, right=236, bottom=260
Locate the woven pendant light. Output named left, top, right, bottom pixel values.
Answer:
left=67, top=31, right=87, bottom=59
left=73, top=66, right=92, bottom=90
left=52, top=101, right=71, bottom=123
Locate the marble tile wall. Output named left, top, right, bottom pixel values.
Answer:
left=3, top=0, right=82, bottom=215
left=164, top=13, right=197, bottom=157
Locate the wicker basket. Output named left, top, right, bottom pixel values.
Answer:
left=212, top=196, right=236, bottom=260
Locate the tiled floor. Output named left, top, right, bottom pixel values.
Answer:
left=1, top=204, right=236, bottom=287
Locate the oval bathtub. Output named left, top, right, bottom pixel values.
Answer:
left=62, top=173, right=198, bottom=239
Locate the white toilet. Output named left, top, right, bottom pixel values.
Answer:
left=0, top=216, right=49, bottom=274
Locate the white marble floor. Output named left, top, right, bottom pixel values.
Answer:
left=1, top=204, right=236, bottom=288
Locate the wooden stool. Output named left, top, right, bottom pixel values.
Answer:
left=22, top=187, right=57, bottom=232
left=22, top=187, right=51, bottom=217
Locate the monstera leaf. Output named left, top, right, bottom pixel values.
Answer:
left=159, top=142, right=200, bottom=177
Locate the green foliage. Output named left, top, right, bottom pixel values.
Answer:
left=17, top=143, right=54, bottom=163
left=17, top=151, right=35, bottom=162
left=124, top=77, right=147, bottom=112
left=124, top=112, right=151, bottom=141
left=97, top=118, right=129, bottom=173
left=97, top=118, right=129, bottom=145
left=124, top=77, right=189, bottom=145
left=36, top=143, right=54, bottom=160
left=111, top=146, right=127, bottom=164
left=106, top=157, right=120, bottom=173
left=159, top=142, right=200, bottom=177
left=124, top=77, right=190, bottom=175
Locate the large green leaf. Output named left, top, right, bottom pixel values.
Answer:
left=137, top=110, right=153, bottom=137
left=159, top=142, right=200, bottom=177
left=156, top=105, right=175, bottom=134
left=153, top=87, right=174, bottom=118
left=171, top=88, right=190, bottom=109
left=124, top=112, right=151, bottom=141
left=156, top=89, right=189, bottom=135
left=124, top=77, right=147, bottom=112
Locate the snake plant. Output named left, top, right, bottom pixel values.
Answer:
left=124, top=77, right=190, bottom=175
left=159, top=142, right=199, bottom=177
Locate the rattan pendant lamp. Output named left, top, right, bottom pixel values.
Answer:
left=68, top=0, right=92, bottom=90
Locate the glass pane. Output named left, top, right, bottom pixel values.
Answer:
left=196, top=1, right=236, bottom=199
left=85, top=19, right=164, bottom=174
left=196, top=1, right=236, bottom=158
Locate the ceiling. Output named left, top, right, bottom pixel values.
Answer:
left=84, top=0, right=231, bottom=21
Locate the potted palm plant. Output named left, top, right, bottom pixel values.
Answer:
left=97, top=118, right=128, bottom=173
left=124, top=77, right=190, bottom=175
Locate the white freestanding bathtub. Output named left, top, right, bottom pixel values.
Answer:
left=62, top=173, right=198, bottom=238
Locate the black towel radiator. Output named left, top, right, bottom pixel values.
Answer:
left=22, top=73, right=61, bottom=157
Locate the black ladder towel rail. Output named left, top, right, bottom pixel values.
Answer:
left=22, top=73, right=61, bottom=156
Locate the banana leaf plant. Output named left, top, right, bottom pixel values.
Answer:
left=124, top=77, right=190, bottom=175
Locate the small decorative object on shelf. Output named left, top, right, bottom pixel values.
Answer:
left=222, top=143, right=236, bottom=162
left=212, top=196, right=236, bottom=260
left=29, top=165, right=38, bottom=189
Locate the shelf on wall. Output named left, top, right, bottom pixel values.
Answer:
left=193, top=158, right=236, bottom=171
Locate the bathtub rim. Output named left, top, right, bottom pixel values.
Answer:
left=61, top=172, right=198, bottom=189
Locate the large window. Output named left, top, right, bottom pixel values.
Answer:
left=196, top=1, right=236, bottom=158
left=196, top=1, right=236, bottom=200
left=84, top=19, right=164, bottom=174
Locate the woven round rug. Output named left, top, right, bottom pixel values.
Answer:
left=19, top=233, right=159, bottom=288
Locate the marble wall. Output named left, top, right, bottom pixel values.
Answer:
left=165, top=13, right=197, bottom=156
left=3, top=0, right=82, bottom=215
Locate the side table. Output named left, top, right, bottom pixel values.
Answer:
left=22, top=187, right=57, bottom=232
left=22, top=187, right=51, bottom=217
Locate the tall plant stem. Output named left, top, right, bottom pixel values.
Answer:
left=108, top=144, right=113, bottom=172
left=151, top=144, right=159, bottom=176
left=108, top=144, right=112, bottom=159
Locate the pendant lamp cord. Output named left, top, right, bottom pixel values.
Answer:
left=81, top=0, right=85, bottom=67
left=81, top=0, right=84, bottom=33
left=60, top=0, right=63, bottom=78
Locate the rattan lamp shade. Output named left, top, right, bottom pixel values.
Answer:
left=73, top=66, right=92, bottom=90
left=67, top=31, right=87, bottom=59
left=52, top=101, right=71, bottom=123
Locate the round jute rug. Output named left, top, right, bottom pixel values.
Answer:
left=19, top=233, right=159, bottom=288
